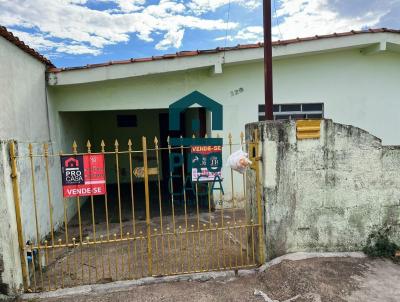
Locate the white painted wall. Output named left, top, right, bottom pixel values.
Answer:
left=0, top=36, right=52, bottom=293
left=0, top=36, right=49, bottom=141
left=48, top=47, right=400, bottom=204
left=47, top=67, right=262, bottom=202
left=0, top=36, right=78, bottom=246
left=0, top=37, right=67, bottom=293
left=273, top=49, right=400, bottom=146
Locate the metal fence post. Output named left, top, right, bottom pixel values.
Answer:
left=9, top=141, right=29, bottom=290
left=142, top=136, right=153, bottom=275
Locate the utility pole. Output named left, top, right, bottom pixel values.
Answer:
left=263, top=0, right=273, bottom=120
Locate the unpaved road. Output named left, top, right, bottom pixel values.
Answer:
left=18, top=257, right=400, bottom=302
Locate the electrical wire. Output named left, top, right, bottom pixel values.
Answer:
left=222, top=0, right=232, bottom=62
left=273, top=0, right=283, bottom=40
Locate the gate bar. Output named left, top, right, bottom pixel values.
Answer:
left=142, top=136, right=152, bottom=275
left=9, top=141, right=29, bottom=290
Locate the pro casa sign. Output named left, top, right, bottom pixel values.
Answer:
left=60, top=154, right=106, bottom=198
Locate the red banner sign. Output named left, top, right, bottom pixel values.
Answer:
left=61, top=154, right=106, bottom=198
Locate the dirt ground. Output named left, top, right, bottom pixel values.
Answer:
left=19, top=256, right=400, bottom=302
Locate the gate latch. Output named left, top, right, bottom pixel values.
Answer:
left=248, top=142, right=261, bottom=170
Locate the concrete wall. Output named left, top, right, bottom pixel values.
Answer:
left=0, top=37, right=71, bottom=294
left=0, top=254, right=6, bottom=294
left=0, top=140, right=70, bottom=294
left=0, top=142, right=23, bottom=294
left=16, top=142, right=67, bottom=242
left=59, top=111, right=93, bottom=153
left=0, top=36, right=52, bottom=294
left=0, top=37, right=49, bottom=142
left=246, top=119, right=400, bottom=260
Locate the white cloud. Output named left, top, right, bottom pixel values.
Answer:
left=273, top=0, right=389, bottom=39
left=156, top=27, right=185, bottom=49
left=2, top=0, right=397, bottom=58
left=143, top=0, right=186, bottom=16
left=235, top=26, right=263, bottom=42
left=9, top=30, right=59, bottom=51
left=188, top=0, right=261, bottom=15
left=215, top=26, right=263, bottom=43
left=91, top=0, right=146, bottom=12
left=213, top=0, right=397, bottom=46
left=9, top=29, right=101, bottom=55
left=55, top=44, right=102, bottom=55
left=113, top=0, right=146, bottom=12
left=0, top=0, right=239, bottom=56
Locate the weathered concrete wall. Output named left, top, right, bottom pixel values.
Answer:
left=0, top=142, right=23, bottom=294
left=0, top=254, right=6, bottom=295
left=246, top=120, right=400, bottom=260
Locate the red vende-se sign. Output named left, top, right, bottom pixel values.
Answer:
left=61, top=154, right=107, bottom=198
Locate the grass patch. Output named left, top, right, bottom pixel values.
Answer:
left=363, top=225, right=399, bottom=260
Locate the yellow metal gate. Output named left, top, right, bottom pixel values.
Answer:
left=10, top=131, right=264, bottom=293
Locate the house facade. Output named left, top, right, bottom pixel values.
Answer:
left=1, top=26, right=400, bottom=293
left=47, top=28, right=400, bottom=147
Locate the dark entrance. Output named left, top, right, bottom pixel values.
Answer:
left=158, top=108, right=207, bottom=213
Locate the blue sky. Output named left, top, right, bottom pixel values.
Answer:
left=0, top=0, right=399, bottom=67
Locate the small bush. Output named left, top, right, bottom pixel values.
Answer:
left=363, top=225, right=399, bottom=258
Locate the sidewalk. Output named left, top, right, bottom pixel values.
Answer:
left=18, top=255, right=400, bottom=302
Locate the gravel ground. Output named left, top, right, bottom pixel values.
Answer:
left=17, top=256, right=400, bottom=302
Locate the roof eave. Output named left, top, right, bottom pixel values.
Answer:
left=48, top=31, right=400, bottom=87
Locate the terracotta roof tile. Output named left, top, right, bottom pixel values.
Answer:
left=46, top=28, right=400, bottom=73
left=0, top=26, right=54, bottom=67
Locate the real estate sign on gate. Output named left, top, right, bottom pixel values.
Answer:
left=190, top=145, right=223, bottom=182
left=60, top=154, right=106, bottom=197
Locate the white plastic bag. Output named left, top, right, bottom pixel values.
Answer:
left=227, top=149, right=252, bottom=174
